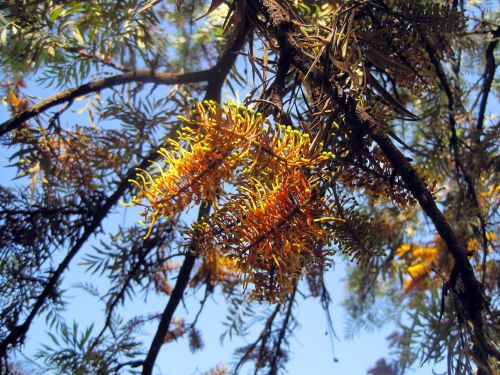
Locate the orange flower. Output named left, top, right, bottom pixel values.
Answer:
left=128, top=136, right=237, bottom=238
left=190, top=171, right=337, bottom=302
left=127, top=101, right=337, bottom=300
left=396, top=243, right=442, bottom=294
left=127, top=101, right=266, bottom=238
left=189, top=248, right=240, bottom=291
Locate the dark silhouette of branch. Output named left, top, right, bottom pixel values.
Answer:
left=254, top=0, right=497, bottom=371
left=141, top=23, right=250, bottom=375
left=234, top=304, right=281, bottom=374
left=0, top=69, right=212, bottom=137
left=257, top=41, right=292, bottom=124
left=187, top=285, right=211, bottom=330
left=0, top=207, right=87, bottom=216
left=110, top=359, right=144, bottom=373
left=269, top=285, right=296, bottom=374
left=0, top=147, right=163, bottom=360
left=477, top=27, right=500, bottom=133
left=424, top=30, right=497, bottom=291
left=474, top=28, right=500, bottom=288
left=140, top=205, right=207, bottom=375
left=422, top=35, right=493, bottom=290
left=421, top=23, right=500, bottom=322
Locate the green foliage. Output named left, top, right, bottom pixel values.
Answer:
left=35, top=319, right=143, bottom=374
left=1, top=0, right=164, bottom=83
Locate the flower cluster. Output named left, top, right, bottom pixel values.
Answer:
left=127, top=101, right=267, bottom=238
left=396, top=241, right=452, bottom=294
left=128, top=101, right=335, bottom=301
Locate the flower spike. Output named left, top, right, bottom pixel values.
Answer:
left=189, top=171, right=337, bottom=302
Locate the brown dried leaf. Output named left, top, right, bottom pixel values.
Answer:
left=194, top=0, right=226, bottom=21
left=262, top=43, right=269, bottom=92
left=341, top=11, right=355, bottom=59
left=366, top=72, right=419, bottom=120
left=365, top=50, right=413, bottom=76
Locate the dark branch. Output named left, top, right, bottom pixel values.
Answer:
left=254, top=0, right=496, bottom=370
left=0, top=147, right=163, bottom=359
left=234, top=304, right=281, bottom=374
left=140, top=204, right=208, bottom=375
left=0, top=69, right=212, bottom=137
left=257, top=40, right=292, bottom=124
left=269, top=285, right=296, bottom=374
left=476, top=27, right=500, bottom=133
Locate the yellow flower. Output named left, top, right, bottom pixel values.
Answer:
left=485, top=232, right=496, bottom=242
left=396, top=244, right=412, bottom=257
left=407, top=263, right=429, bottom=279
left=467, top=238, right=478, bottom=252
left=127, top=101, right=328, bottom=239
left=397, top=242, right=443, bottom=294
left=411, top=246, right=437, bottom=261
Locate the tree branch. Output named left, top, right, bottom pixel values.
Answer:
left=0, top=147, right=163, bottom=360
left=269, top=285, right=296, bottom=374
left=140, top=204, right=208, bottom=375
left=256, top=41, right=292, bottom=124
left=234, top=304, right=281, bottom=374
left=476, top=27, right=500, bottom=133
left=255, top=0, right=496, bottom=370
left=0, top=69, right=212, bottom=137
